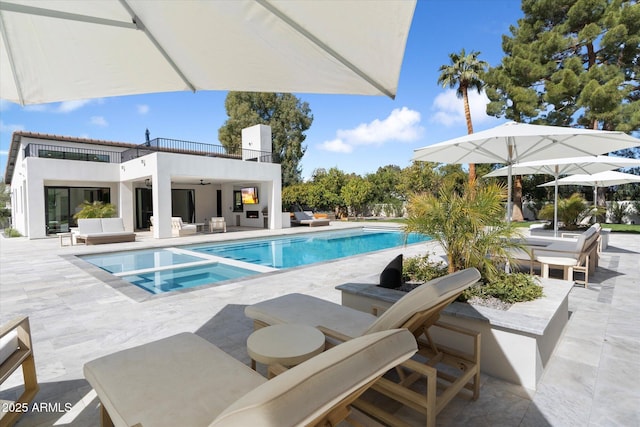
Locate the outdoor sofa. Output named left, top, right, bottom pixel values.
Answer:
left=83, top=329, right=417, bottom=427
left=0, top=316, right=39, bottom=427
left=513, top=223, right=601, bottom=286
left=74, top=218, right=136, bottom=245
left=245, top=268, right=482, bottom=427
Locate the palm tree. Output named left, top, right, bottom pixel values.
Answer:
left=437, top=49, right=488, bottom=183
left=405, top=180, right=524, bottom=281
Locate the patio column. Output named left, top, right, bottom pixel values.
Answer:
left=152, top=173, right=172, bottom=238
left=119, top=181, right=134, bottom=232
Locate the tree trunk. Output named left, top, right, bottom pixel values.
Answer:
left=512, top=175, right=525, bottom=221
left=462, top=87, right=476, bottom=183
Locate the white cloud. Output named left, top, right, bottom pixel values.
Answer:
left=0, top=150, right=8, bottom=156
left=0, top=120, right=24, bottom=133
left=22, top=98, right=104, bottom=114
left=90, top=116, right=108, bottom=127
left=319, top=138, right=353, bottom=153
left=319, top=107, right=423, bottom=153
left=58, top=99, right=97, bottom=113
left=430, top=89, right=491, bottom=127
left=137, top=104, right=149, bottom=115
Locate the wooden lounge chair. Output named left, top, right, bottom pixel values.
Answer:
left=84, top=329, right=417, bottom=427
left=0, top=316, right=39, bottom=427
left=245, top=268, right=482, bottom=427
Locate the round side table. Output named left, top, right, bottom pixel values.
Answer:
left=247, top=324, right=325, bottom=377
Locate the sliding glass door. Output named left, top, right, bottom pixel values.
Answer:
left=45, top=186, right=110, bottom=234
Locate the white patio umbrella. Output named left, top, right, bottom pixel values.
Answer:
left=484, top=156, right=640, bottom=235
left=539, top=170, right=640, bottom=207
left=0, top=0, right=416, bottom=105
left=412, top=122, right=640, bottom=226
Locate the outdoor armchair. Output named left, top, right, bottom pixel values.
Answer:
left=245, top=268, right=482, bottom=427
left=84, top=329, right=417, bottom=427
left=0, top=316, right=39, bottom=427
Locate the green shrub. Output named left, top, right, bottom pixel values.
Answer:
left=402, top=254, right=448, bottom=283
left=3, top=227, right=22, bottom=237
left=462, top=272, right=543, bottom=304
left=73, top=201, right=116, bottom=219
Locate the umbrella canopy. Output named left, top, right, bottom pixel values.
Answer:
left=484, top=156, right=640, bottom=235
left=539, top=170, right=640, bottom=188
left=413, top=122, right=640, bottom=224
left=0, top=0, right=416, bottom=105
left=484, top=155, right=640, bottom=178
left=539, top=171, right=640, bottom=219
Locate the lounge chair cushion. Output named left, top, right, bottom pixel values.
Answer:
left=245, top=293, right=377, bottom=339
left=212, top=329, right=417, bottom=426
left=364, top=268, right=480, bottom=334
left=379, top=254, right=403, bottom=289
left=85, top=330, right=417, bottom=427
left=84, top=333, right=266, bottom=427
left=294, top=211, right=312, bottom=221
left=0, top=329, right=19, bottom=365
left=246, top=268, right=481, bottom=338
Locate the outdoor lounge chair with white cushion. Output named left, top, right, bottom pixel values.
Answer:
left=1, top=316, right=39, bottom=427
left=171, top=217, right=197, bottom=236
left=291, top=211, right=330, bottom=227
left=84, top=329, right=417, bottom=427
left=245, top=268, right=482, bottom=427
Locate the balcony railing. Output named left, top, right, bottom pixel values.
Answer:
left=24, top=138, right=275, bottom=165
left=24, top=144, right=121, bottom=163
left=121, top=138, right=274, bottom=163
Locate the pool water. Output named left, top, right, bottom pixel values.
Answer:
left=121, top=263, right=260, bottom=294
left=187, top=228, right=429, bottom=268
left=82, top=248, right=204, bottom=274
left=80, top=227, right=429, bottom=294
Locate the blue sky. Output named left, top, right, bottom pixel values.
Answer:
left=0, top=1, right=523, bottom=180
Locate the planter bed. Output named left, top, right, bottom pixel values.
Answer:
left=336, top=276, right=573, bottom=392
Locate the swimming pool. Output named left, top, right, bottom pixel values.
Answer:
left=80, top=227, right=430, bottom=294
left=186, top=228, right=429, bottom=268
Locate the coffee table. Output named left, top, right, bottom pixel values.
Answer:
left=247, top=324, right=325, bottom=378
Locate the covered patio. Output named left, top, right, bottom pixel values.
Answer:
left=0, top=224, right=638, bottom=426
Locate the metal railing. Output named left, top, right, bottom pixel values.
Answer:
left=24, top=144, right=121, bottom=163
left=121, top=138, right=274, bottom=163
left=25, top=138, right=275, bottom=165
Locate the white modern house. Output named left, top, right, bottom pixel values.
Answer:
left=4, top=124, right=283, bottom=239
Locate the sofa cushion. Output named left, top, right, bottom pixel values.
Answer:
left=379, top=254, right=403, bottom=289
left=77, top=218, right=103, bottom=234
left=101, top=218, right=125, bottom=233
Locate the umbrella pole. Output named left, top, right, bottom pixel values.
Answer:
left=554, top=165, right=559, bottom=237
left=507, top=140, right=514, bottom=224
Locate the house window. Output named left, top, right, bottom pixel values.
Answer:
left=233, top=190, right=243, bottom=212
left=39, top=149, right=109, bottom=163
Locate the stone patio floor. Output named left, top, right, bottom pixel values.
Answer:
left=0, top=223, right=638, bottom=426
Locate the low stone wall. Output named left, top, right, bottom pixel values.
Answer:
left=337, top=276, right=573, bottom=392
